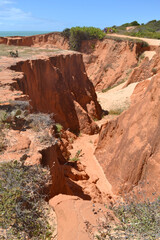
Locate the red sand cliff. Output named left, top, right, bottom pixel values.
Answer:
left=81, top=38, right=150, bottom=90
left=125, top=48, right=160, bottom=87
left=1, top=32, right=160, bottom=239
left=0, top=32, right=69, bottom=49
left=0, top=33, right=152, bottom=91
left=95, top=73, right=160, bottom=198
left=10, top=52, right=102, bottom=134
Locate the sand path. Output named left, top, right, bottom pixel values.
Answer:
left=107, top=33, right=160, bottom=46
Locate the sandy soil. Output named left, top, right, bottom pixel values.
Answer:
left=97, top=81, right=138, bottom=111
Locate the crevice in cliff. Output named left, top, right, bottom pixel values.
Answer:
left=9, top=53, right=102, bottom=134
left=40, top=144, right=92, bottom=200
left=6, top=52, right=104, bottom=202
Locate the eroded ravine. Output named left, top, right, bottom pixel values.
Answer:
left=1, top=34, right=160, bottom=239
left=0, top=48, right=115, bottom=201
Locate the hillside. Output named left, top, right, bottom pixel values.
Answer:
left=112, top=19, right=160, bottom=39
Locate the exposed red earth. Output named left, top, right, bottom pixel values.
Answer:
left=0, top=32, right=160, bottom=239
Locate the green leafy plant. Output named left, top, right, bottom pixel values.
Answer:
left=68, top=149, right=84, bottom=163
left=55, top=123, right=63, bottom=133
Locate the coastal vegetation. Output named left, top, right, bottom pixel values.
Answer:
left=96, top=195, right=160, bottom=239
left=0, top=160, right=54, bottom=239
left=110, top=19, right=160, bottom=39
left=62, top=26, right=105, bottom=50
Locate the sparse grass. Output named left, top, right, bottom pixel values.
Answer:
left=0, top=44, right=62, bottom=58
left=105, top=35, right=149, bottom=47
left=93, top=117, right=98, bottom=121
left=91, top=43, right=95, bottom=49
left=0, top=160, right=54, bottom=239
left=0, top=110, right=8, bottom=122
left=136, top=53, right=145, bottom=67
left=124, top=31, right=160, bottom=40
left=109, top=108, right=124, bottom=115
left=139, top=53, right=145, bottom=60
left=103, top=63, right=113, bottom=73
left=0, top=130, right=6, bottom=153
left=126, top=68, right=133, bottom=76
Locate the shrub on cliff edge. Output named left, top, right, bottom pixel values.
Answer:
left=61, top=28, right=71, bottom=39
left=62, top=27, right=105, bottom=51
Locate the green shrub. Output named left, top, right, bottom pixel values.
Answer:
left=67, top=149, right=84, bottom=163
left=68, top=27, right=105, bottom=51
left=130, top=21, right=140, bottom=26
left=152, top=68, right=157, bottom=74
left=114, top=19, right=160, bottom=39
left=61, top=28, right=71, bottom=39
left=0, top=160, right=54, bottom=239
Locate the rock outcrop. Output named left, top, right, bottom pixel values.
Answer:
left=95, top=73, right=160, bottom=198
left=10, top=51, right=102, bottom=134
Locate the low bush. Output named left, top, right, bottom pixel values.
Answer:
left=68, top=27, right=105, bottom=51
left=111, top=197, right=160, bottom=239
left=0, top=160, right=54, bottom=239
left=61, top=28, right=70, bottom=39
left=95, top=195, right=160, bottom=239
left=124, top=31, right=160, bottom=39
